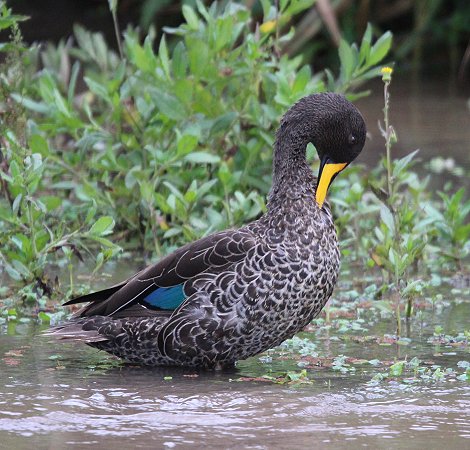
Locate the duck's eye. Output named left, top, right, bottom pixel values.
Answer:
left=348, top=134, right=357, bottom=146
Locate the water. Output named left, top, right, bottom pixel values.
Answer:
left=356, top=78, right=470, bottom=169
left=1, top=297, right=469, bottom=449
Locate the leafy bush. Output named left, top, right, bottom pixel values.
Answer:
left=0, top=0, right=392, bottom=296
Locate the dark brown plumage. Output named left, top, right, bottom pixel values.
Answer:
left=46, top=93, right=366, bottom=369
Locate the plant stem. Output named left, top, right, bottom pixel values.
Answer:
left=406, top=297, right=412, bottom=319
left=148, top=203, right=162, bottom=257
left=110, top=2, right=124, bottom=60
left=382, top=75, right=400, bottom=263
left=68, top=261, right=74, bottom=294
left=396, top=300, right=401, bottom=336
left=274, top=0, right=280, bottom=58
left=383, top=80, right=393, bottom=200
left=223, top=185, right=233, bottom=225
left=381, top=68, right=409, bottom=332
left=27, top=199, right=38, bottom=259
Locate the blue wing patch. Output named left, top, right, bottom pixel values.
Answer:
left=142, top=285, right=186, bottom=310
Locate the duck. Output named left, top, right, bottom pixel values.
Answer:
left=47, top=93, right=366, bottom=369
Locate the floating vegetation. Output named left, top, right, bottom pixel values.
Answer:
left=369, top=357, right=470, bottom=385
left=235, top=369, right=313, bottom=385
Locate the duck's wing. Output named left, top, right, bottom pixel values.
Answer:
left=65, top=229, right=256, bottom=319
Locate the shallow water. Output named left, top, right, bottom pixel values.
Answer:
left=357, top=78, right=470, bottom=170
left=1, top=297, right=469, bottom=449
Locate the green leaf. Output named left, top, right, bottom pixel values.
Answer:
left=292, top=65, right=311, bottom=95
left=393, top=149, right=419, bottom=178
left=159, top=35, right=171, bottom=79
left=5, top=264, right=21, bottom=280
left=359, top=23, right=372, bottom=64
left=182, top=5, right=199, bottom=30
left=29, top=134, right=49, bottom=156
left=12, top=259, right=32, bottom=277
left=184, top=152, right=220, bottom=164
left=128, top=38, right=156, bottom=73
left=214, top=16, right=234, bottom=51
left=164, top=228, right=182, bottom=239
left=388, top=248, right=397, bottom=268
left=177, top=134, right=198, bottom=155
left=163, top=181, right=185, bottom=202
left=10, top=94, right=49, bottom=114
left=88, top=235, right=120, bottom=248
left=174, top=78, right=193, bottom=104
left=184, top=190, right=197, bottom=203
left=11, top=234, right=25, bottom=251
left=380, top=205, right=395, bottom=234
left=139, top=180, right=154, bottom=204
left=338, top=40, right=355, bottom=80
left=0, top=11, right=28, bottom=32
left=84, top=77, right=110, bottom=102
left=367, top=31, right=393, bottom=66
left=151, top=88, right=187, bottom=121
left=389, top=361, right=405, bottom=376
left=85, top=201, right=98, bottom=224
left=68, top=61, right=81, bottom=104
left=187, top=39, right=209, bottom=77
left=53, top=89, right=71, bottom=117
left=195, top=0, right=210, bottom=21
left=38, top=312, right=51, bottom=324
left=12, top=193, right=22, bottom=216
left=284, top=0, right=315, bottom=16
left=456, top=223, right=470, bottom=242
left=40, top=195, right=62, bottom=211
left=172, top=41, right=188, bottom=78
left=260, top=0, right=272, bottom=19
left=9, top=160, right=20, bottom=179
left=89, top=216, right=115, bottom=236
left=210, top=112, right=237, bottom=135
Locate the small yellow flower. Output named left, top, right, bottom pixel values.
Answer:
left=381, top=66, right=393, bottom=82
left=260, top=20, right=277, bottom=34
left=381, top=66, right=393, bottom=74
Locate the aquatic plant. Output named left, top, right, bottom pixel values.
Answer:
left=431, top=188, right=470, bottom=268
left=371, top=66, right=430, bottom=327
left=369, top=356, right=470, bottom=385
left=331, top=65, right=463, bottom=334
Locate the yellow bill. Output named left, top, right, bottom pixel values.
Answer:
left=315, top=162, right=347, bottom=208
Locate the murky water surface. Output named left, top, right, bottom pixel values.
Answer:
left=357, top=78, right=470, bottom=169
left=1, top=298, right=469, bottom=449
left=1, top=82, right=470, bottom=449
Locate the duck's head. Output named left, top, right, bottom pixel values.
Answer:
left=279, top=92, right=366, bottom=207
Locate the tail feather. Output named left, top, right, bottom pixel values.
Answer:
left=43, top=321, right=109, bottom=343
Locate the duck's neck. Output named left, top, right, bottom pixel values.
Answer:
left=269, top=127, right=313, bottom=201
left=267, top=128, right=315, bottom=214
